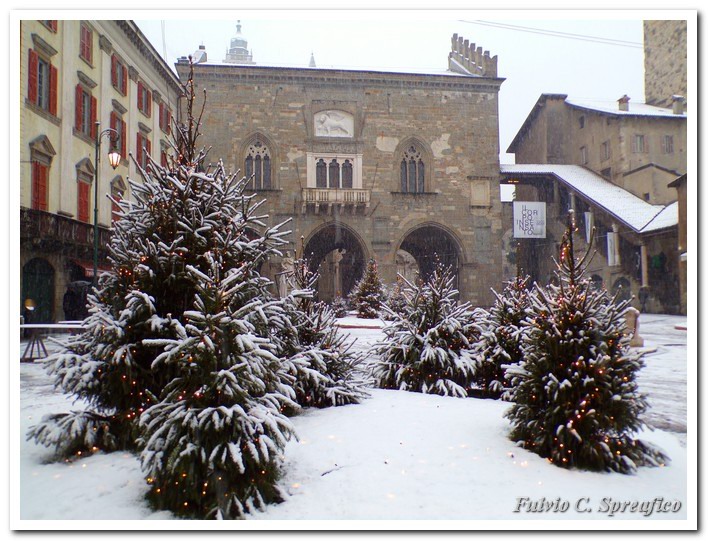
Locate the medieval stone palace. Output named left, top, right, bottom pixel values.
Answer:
left=177, top=29, right=505, bottom=306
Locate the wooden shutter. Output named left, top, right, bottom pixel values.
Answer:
left=111, top=55, right=117, bottom=87
left=137, top=82, right=143, bottom=112
left=48, top=64, right=58, bottom=115
left=28, top=49, right=38, bottom=104
left=120, top=119, right=127, bottom=157
left=75, top=85, right=83, bottom=131
left=78, top=181, right=90, bottom=222
left=90, top=95, right=97, bottom=139
left=121, top=66, right=128, bottom=95
left=32, top=162, right=48, bottom=211
left=146, top=90, right=152, bottom=117
left=136, top=133, right=143, bottom=167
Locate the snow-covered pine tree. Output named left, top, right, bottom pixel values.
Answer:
left=349, top=258, right=385, bottom=319
left=505, top=210, right=668, bottom=473
left=373, top=263, right=480, bottom=397
left=139, top=253, right=296, bottom=519
left=330, top=295, right=349, bottom=318
left=471, top=275, right=531, bottom=398
left=28, top=60, right=294, bottom=482
left=276, top=258, right=368, bottom=409
left=383, top=275, right=409, bottom=320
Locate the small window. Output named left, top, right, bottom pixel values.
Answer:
left=137, top=82, right=152, bottom=117
left=74, top=85, right=96, bottom=139
left=27, top=49, right=58, bottom=115
left=136, top=132, right=151, bottom=170
left=578, top=116, right=585, bottom=129
left=631, top=134, right=646, bottom=153
left=601, top=167, right=612, bottom=179
left=159, top=102, right=172, bottom=134
left=41, top=20, right=58, bottom=32
left=244, top=140, right=272, bottom=190
left=79, top=22, right=93, bottom=64
left=110, top=111, right=127, bottom=160
left=662, top=135, right=674, bottom=154
left=601, top=140, right=611, bottom=161
left=111, top=55, right=128, bottom=95
left=580, top=146, right=588, bottom=165
left=643, top=193, right=650, bottom=202
left=400, top=145, right=425, bottom=193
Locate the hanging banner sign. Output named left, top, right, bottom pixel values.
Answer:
left=513, top=201, right=546, bottom=238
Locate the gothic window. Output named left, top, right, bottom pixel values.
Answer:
left=245, top=140, right=272, bottom=190
left=342, top=160, right=353, bottom=188
left=401, top=145, right=425, bottom=193
left=316, top=159, right=327, bottom=188
left=328, top=159, right=340, bottom=188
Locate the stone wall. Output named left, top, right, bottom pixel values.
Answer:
left=644, top=20, right=688, bottom=108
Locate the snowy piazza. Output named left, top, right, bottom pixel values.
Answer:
left=14, top=11, right=696, bottom=531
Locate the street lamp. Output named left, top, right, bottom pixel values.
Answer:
left=93, top=122, right=121, bottom=286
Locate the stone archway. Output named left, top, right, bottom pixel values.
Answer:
left=398, top=223, right=461, bottom=287
left=303, top=222, right=368, bottom=302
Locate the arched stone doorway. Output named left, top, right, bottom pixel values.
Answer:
left=303, top=223, right=367, bottom=302
left=22, top=258, right=55, bottom=323
left=398, top=223, right=461, bottom=287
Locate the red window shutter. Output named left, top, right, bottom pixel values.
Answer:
left=136, top=133, right=143, bottom=166
left=112, top=196, right=121, bottom=223
left=32, top=162, right=48, bottom=211
left=121, top=119, right=127, bottom=157
left=78, top=182, right=89, bottom=222
left=90, top=96, right=97, bottom=138
left=146, top=91, right=152, bottom=117
left=111, top=55, right=117, bottom=87
left=49, top=64, right=58, bottom=115
left=28, top=49, right=38, bottom=104
left=137, top=82, right=143, bottom=112
left=75, top=85, right=83, bottom=131
left=49, top=21, right=57, bottom=32
left=146, top=137, right=151, bottom=160
left=121, top=66, right=127, bottom=95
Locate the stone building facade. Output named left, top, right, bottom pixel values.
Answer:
left=644, top=20, right=688, bottom=108
left=176, top=32, right=505, bottom=307
left=20, top=19, right=182, bottom=322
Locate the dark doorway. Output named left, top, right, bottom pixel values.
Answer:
left=303, top=223, right=367, bottom=301
left=22, top=258, right=55, bottom=323
left=399, top=224, right=461, bottom=286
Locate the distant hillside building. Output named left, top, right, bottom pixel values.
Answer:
left=177, top=29, right=505, bottom=306
left=503, top=19, right=688, bottom=314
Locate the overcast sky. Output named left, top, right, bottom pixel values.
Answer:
left=135, top=11, right=648, bottom=163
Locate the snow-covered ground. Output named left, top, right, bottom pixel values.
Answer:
left=14, top=313, right=693, bottom=527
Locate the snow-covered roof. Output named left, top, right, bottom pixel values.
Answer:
left=500, top=164, right=678, bottom=234
left=565, top=98, right=686, bottom=119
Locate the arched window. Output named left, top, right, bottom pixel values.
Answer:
left=244, top=139, right=272, bottom=190
left=342, top=160, right=353, bottom=188
left=328, top=159, right=340, bottom=188
left=316, top=159, right=327, bottom=188
left=401, top=145, right=425, bottom=193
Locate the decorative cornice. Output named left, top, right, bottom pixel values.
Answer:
left=111, top=99, right=128, bottom=115
left=31, top=33, right=58, bottom=57
left=138, top=122, right=152, bottom=134
left=181, top=63, right=504, bottom=94
left=128, top=65, right=139, bottom=82
left=77, top=71, right=98, bottom=89
left=99, top=34, right=113, bottom=54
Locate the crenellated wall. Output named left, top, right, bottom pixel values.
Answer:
left=448, top=33, right=498, bottom=77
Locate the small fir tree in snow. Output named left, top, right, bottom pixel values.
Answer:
left=373, top=264, right=480, bottom=397
left=277, top=258, right=368, bottom=409
left=383, top=276, right=410, bottom=320
left=350, top=258, right=385, bottom=319
left=504, top=211, right=668, bottom=473
left=472, top=275, right=531, bottom=398
left=330, top=295, right=349, bottom=319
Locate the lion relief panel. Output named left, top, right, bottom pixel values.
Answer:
left=314, top=110, right=354, bottom=138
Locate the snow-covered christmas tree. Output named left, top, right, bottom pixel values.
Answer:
left=275, top=256, right=368, bottom=409
left=29, top=62, right=298, bottom=517
left=373, top=264, right=480, bottom=397
left=472, top=274, right=531, bottom=398
left=349, top=258, right=385, bottom=319
left=505, top=210, right=668, bottom=473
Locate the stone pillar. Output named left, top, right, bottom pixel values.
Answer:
left=640, top=243, right=649, bottom=287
